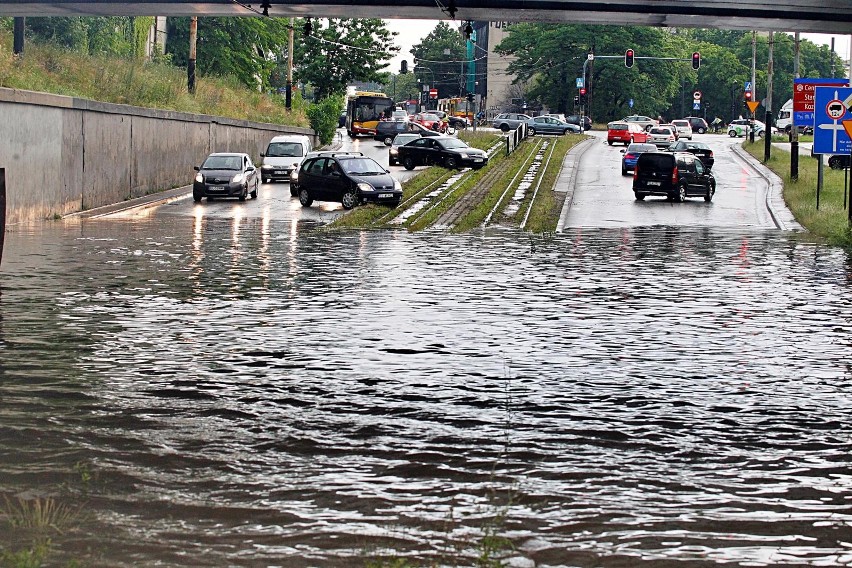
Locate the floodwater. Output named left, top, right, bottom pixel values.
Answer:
left=1, top=216, right=851, bottom=567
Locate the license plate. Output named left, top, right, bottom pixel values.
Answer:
left=274, top=170, right=285, bottom=174
left=647, top=181, right=661, bottom=186
left=209, top=186, right=225, bottom=191
left=378, top=193, right=393, bottom=199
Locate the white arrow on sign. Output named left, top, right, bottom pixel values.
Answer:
left=817, top=89, right=846, bottom=153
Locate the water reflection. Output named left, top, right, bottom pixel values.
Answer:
left=0, top=221, right=850, bottom=567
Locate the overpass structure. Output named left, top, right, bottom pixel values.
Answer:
left=0, top=0, right=850, bottom=34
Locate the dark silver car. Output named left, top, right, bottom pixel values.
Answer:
left=193, top=152, right=259, bottom=202
left=526, top=116, right=580, bottom=135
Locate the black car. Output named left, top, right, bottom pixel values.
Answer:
left=566, top=114, right=593, bottom=131
left=632, top=151, right=716, bottom=202
left=193, top=152, right=259, bottom=202
left=397, top=136, right=488, bottom=170
left=292, top=152, right=402, bottom=209
left=389, top=133, right=422, bottom=166
left=682, top=116, right=709, bottom=134
left=375, top=121, right=440, bottom=145
left=665, top=140, right=715, bottom=170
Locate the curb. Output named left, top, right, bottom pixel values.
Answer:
left=731, top=143, right=803, bottom=232
left=555, top=136, right=596, bottom=232
left=67, top=185, right=193, bottom=220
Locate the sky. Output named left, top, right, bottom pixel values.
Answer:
left=381, top=20, right=852, bottom=74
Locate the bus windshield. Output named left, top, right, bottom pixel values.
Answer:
left=346, top=94, right=395, bottom=136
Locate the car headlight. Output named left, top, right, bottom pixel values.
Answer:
left=458, top=153, right=469, bottom=158
left=195, top=173, right=203, bottom=183
left=394, top=179, right=402, bottom=191
left=261, top=164, right=273, bottom=170
left=231, top=173, right=245, bottom=183
left=390, top=148, right=398, bottom=155
left=356, top=182, right=373, bottom=192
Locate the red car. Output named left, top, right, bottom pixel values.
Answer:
left=607, top=121, right=632, bottom=145
left=413, top=112, right=443, bottom=132
left=627, top=123, right=650, bottom=143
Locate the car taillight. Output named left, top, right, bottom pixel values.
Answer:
left=625, top=153, right=636, bottom=160
left=633, top=164, right=639, bottom=180
left=709, top=151, right=714, bottom=158
left=672, top=168, right=679, bottom=184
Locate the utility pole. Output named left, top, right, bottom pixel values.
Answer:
left=750, top=31, right=756, bottom=143
left=13, top=17, right=24, bottom=56
left=791, top=32, right=800, bottom=180
left=286, top=18, right=293, bottom=109
left=764, top=31, right=773, bottom=162
left=188, top=17, right=197, bottom=94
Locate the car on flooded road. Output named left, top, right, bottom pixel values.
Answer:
left=632, top=151, right=716, bottom=202
left=193, top=152, right=259, bottom=202
left=388, top=133, right=421, bottom=166
left=397, top=136, right=488, bottom=170
left=620, top=142, right=657, bottom=175
left=292, top=152, right=402, bottom=209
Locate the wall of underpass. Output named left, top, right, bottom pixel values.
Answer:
left=0, top=87, right=315, bottom=224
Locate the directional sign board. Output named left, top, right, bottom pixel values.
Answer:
left=794, top=78, right=849, bottom=127
left=576, top=77, right=584, bottom=89
left=813, top=86, right=852, bottom=155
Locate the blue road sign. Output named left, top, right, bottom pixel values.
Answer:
left=793, top=78, right=849, bottom=127
left=813, top=86, right=852, bottom=155
left=629, top=98, right=634, bottom=108
left=576, top=78, right=584, bottom=89
left=744, top=81, right=752, bottom=92
left=693, top=101, right=701, bottom=110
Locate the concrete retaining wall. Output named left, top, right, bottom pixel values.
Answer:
left=0, top=87, right=315, bottom=224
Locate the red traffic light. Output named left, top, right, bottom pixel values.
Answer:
left=744, top=90, right=753, bottom=101
left=579, top=88, right=587, bottom=95
left=625, top=49, right=635, bottom=68
left=692, top=51, right=701, bottom=70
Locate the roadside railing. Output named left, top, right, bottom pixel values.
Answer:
left=506, top=123, right=529, bottom=156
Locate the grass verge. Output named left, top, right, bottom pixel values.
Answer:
left=743, top=140, right=852, bottom=247
left=0, top=29, right=307, bottom=127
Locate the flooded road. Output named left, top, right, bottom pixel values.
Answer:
left=1, top=215, right=852, bottom=566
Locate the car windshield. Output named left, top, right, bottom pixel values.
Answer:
left=340, top=158, right=385, bottom=175
left=687, top=142, right=710, bottom=150
left=439, top=139, right=470, bottom=150
left=650, top=127, right=671, bottom=135
left=202, top=155, right=242, bottom=170
left=393, top=134, right=420, bottom=145
left=421, top=114, right=439, bottom=121
left=609, top=123, right=628, bottom=130
left=265, top=142, right=303, bottom=158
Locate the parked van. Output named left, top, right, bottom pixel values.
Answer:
left=260, top=135, right=313, bottom=184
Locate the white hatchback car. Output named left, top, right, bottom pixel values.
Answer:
left=648, top=126, right=677, bottom=147
left=671, top=119, right=693, bottom=140
left=260, top=134, right=313, bottom=184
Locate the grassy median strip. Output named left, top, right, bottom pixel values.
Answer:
left=517, top=135, right=584, bottom=233
left=743, top=140, right=852, bottom=247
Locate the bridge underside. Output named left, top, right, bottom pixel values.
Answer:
left=0, top=0, right=850, bottom=35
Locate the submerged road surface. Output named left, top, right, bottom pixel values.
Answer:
left=0, top=132, right=849, bottom=567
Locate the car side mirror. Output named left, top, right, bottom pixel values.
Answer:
left=245, top=167, right=253, bottom=172
left=385, top=169, right=390, bottom=174
left=194, top=166, right=200, bottom=171
left=260, top=152, right=265, bottom=157
left=620, top=149, right=626, bottom=154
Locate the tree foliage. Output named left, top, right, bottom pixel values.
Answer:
left=166, top=17, right=292, bottom=90
left=294, top=18, right=397, bottom=100
left=20, top=16, right=151, bottom=57
left=409, top=22, right=466, bottom=98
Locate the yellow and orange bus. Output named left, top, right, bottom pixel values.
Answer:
left=345, top=91, right=395, bottom=137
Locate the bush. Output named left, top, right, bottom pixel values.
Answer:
left=307, top=95, right=344, bottom=146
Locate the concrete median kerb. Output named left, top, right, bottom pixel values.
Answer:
left=731, top=143, right=803, bottom=232
left=556, top=136, right=596, bottom=232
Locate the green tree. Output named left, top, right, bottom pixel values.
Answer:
left=294, top=18, right=397, bottom=100
left=380, top=71, right=419, bottom=104
left=22, top=16, right=149, bottom=57
left=166, top=16, right=291, bottom=90
left=409, top=22, right=466, bottom=98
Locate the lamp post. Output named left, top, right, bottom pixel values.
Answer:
left=415, top=66, right=435, bottom=111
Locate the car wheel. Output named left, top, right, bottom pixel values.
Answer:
left=757, top=130, right=765, bottom=138
left=250, top=181, right=258, bottom=199
left=621, top=166, right=628, bottom=176
left=444, top=155, right=459, bottom=169
left=697, top=127, right=706, bottom=134
left=239, top=184, right=247, bottom=202
left=645, top=125, right=652, bottom=132
left=634, top=193, right=645, bottom=201
left=193, top=192, right=202, bottom=203
left=728, top=130, right=737, bottom=138
left=341, top=188, right=359, bottom=210
left=403, top=156, right=416, bottom=170
left=704, top=187, right=713, bottom=202
left=447, top=126, right=456, bottom=135
left=677, top=184, right=686, bottom=202
left=608, top=141, right=613, bottom=146
left=500, top=124, right=510, bottom=132
left=298, top=188, right=313, bottom=207
left=290, top=186, right=298, bottom=197
left=529, top=127, right=537, bottom=136
left=384, top=136, right=393, bottom=145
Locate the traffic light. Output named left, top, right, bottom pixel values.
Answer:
left=574, top=95, right=580, bottom=106
left=466, top=92, right=474, bottom=103
left=744, top=90, right=753, bottom=102
left=692, top=51, right=701, bottom=70
left=400, top=59, right=408, bottom=74
left=625, top=49, right=634, bottom=68
left=579, top=87, right=587, bottom=104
